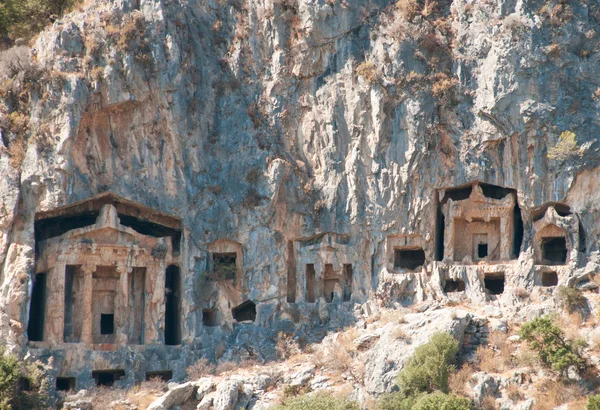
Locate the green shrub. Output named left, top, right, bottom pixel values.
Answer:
left=547, top=130, right=581, bottom=161
left=519, top=316, right=586, bottom=378
left=556, top=286, right=587, bottom=313
left=0, top=0, right=82, bottom=45
left=397, top=332, right=458, bottom=396
left=0, top=350, right=20, bottom=409
left=379, top=391, right=471, bottom=410
left=379, top=391, right=417, bottom=410
left=588, top=394, right=600, bottom=410
left=412, top=391, right=471, bottom=410
left=0, top=348, right=49, bottom=410
left=272, top=393, right=359, bottom=410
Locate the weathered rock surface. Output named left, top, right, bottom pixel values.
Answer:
left=147, top=381, right=198, bottom=410
left=1, top=0, right=600, bottom=403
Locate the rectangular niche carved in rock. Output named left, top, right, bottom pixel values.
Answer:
left=211, top=253, right=237, bottom=281
left=444, top=279, right=466, bottom=293
left=232, top=301, right=256, bottom=323
left=128, top=267, right=146, bottom=344
left=92, top=370, right=125, bottom=387
left=484, top=272, right=505, bottom=295
left=64, top=265, right=84, bottom=343
left=202, top=309, right=218, bottom=327
left=165, top=265, right=181, bottom=345
left=286, top=241, right=296, bottom=303
left=92, top=266, right=118, bottom=344
left=541, top=271, right=558, bottom=287
left=394, top=248, right=426, bottom=270
left=146, top=371, right=172, bottom=382
left=453, top=218, right=501, bottom=262
left=323, top=264, right=339, bottom=303
left=306, top=264, right=316, bottom=303
left=100, top=314, right=114, bottom=335
left=28, top=273, right=46, bottom=342
left=542, top=237, right=567, bottom=265
left=56, top=377, right=75, bottom=391
left=343, top=264, right=353, bottom=302
left=474, top=233, right=489, bottom=260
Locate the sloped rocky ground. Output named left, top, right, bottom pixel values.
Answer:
left=61, top=286, right=600, bottom=410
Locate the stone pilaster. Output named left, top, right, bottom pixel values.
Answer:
left=80, top=263, right=95, bottom=345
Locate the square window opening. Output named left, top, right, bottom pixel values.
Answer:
left=484, top=273, right=505, bottom=295
left=394, top=248, right=426, bottom=270
left=542, top=271, right=558, bottom=287
left=92, top=370, right=125, bottom=387
left=146, top=371, right=173, bottom=382
left=100, top=314, right=114, bottom=335
left=212, top=253, right=237, bottom=280
left=202, top=309, right=218, bottom=327
left=56, top=377, right=75, bottom=392
left=478, top=244, right=488, bottom=258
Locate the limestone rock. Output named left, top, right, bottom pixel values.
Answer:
left=213, top=380, right=241, bottom=410
left=147, top=381, right=198, bottom=410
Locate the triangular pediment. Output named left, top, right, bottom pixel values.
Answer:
left=66, top=224, right=137, bottom=243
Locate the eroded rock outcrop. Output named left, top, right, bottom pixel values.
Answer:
left=0, top=0, right=600, bottom=398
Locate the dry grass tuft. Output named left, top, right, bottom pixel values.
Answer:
left=391, top=327, right=409, bottom=341
left=311, top=330, right=364, bottom=381
left=481, top=395, right=498, bottom=410
left=186, top=358, right=216, bottom=380
left=531, top=379, right=586, bottom=410
left=448, top=363, right=474, bottom=396
left=126, top=378, right=166, bottom=409
left=505, top=383, right=524, bottom=402
left=355, top=60, right=380, bottom=84
left=88, top=386, right=126, bottom=408
left=557, top=312, right=583, bottom=343
left=476, top=345, right=502, bottom=373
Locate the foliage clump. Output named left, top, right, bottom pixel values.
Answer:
left=519, top=315, right=586, bottom=378
left=0, top=0, right=81, bottom=46
left=588, top=394, right=600, bottom=410
left=379, top=391, right=470, bottom=410
left=556, top=286, right=587, bottom=314
left=547, top=131, right=582, bottom=161
left=0, top=46, right=50, bottom=169
left=355, top=60, right=380, bottom=84
left=0, top=348, right=48, bottom=409
left=272, top=392, right=359, bottom=410
left=379, top=332, right=469, bottom=410
left=398, top=332, right=458, bottom=395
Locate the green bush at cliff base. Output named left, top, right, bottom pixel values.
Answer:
left=0, top=349, right=20, bottom=409
left=378, top=332, right=465, bottom=410
left=0, top=0, right=81, bottom=45
left=397, top=332, right=458, bottom=396
left=271, top=392, right=360, bottom=410
left=379, top=391, right=471, bottom=410
left=519, top=315, right=586, bottom=378
left=588, top=394, right=600, bottom=410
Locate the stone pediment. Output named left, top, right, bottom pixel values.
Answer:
left=59, top=204, right=158, bottom=245
left=65, top=224, right=137, bottom=244
left=447, top=185, right=515, bottom=221
left=298, top=232, right=351, bottom=252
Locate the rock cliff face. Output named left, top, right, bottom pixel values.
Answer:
left=1, top=0, right=600, bottom=393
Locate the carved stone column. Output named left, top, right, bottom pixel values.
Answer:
left=116, top=264, right=130, bottom=346
left=443, top=204, right=456, bottom=261
left=146, top=261, right=164, bottom=344
left=500, top=211, right=513, bottom=261
left=80, top=263, right=96, bottom=345
left=46, top=260, right=65, bottom=344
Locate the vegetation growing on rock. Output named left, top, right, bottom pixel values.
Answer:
left=519, top=315, right=586, bottom=378
left=0, top=0, right=81, bottom=46
left=379, top=332, right=467, bottom=410
left=271, top=392, right=360, bottom=410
